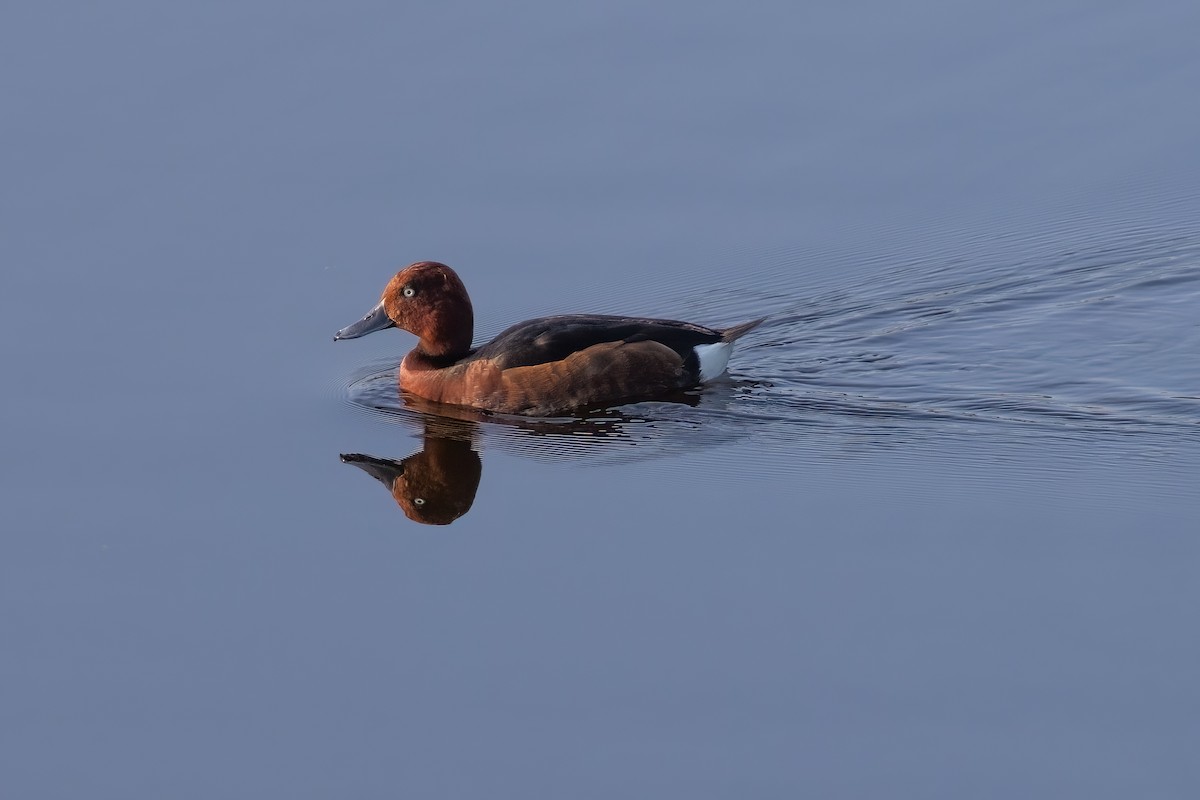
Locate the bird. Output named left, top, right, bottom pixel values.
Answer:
left=335, top=261, right=763, bottom=416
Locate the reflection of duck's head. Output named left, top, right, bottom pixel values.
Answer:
left=341, top=434, right=481, bottom=526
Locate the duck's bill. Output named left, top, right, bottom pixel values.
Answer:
left=334, top=302, right=395, bottom=340
left=340, top=453, right=405, bottom=486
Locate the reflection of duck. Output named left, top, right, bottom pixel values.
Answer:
left=334, top=261, right=763, bottom=416
left=340, top=391, right=731, bottom=526
left=341, top=419, right=482, bottom=526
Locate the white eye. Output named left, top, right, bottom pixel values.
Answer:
left=413, top=497, right=426, bottom=506
left=402, top=286, right=416, bottom=298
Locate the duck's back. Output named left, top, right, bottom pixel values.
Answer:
left=408, top=313, right=759, bottom=415
left=469, top=314, right=725, bottom=373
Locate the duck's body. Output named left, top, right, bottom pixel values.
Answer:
left=335, top=262, right=763, bottom=416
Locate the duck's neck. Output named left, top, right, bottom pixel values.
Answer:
left=407, top=345, right=468, bottom=370
left=411, top=305, right=474, bottom=366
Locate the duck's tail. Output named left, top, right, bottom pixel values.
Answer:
left=720, top=316, right=767, bottom=343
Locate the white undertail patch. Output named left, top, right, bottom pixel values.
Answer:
left=694, top=342, right=732, bottom=382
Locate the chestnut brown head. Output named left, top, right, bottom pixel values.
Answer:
left=334, top=261, right=475, bottom=358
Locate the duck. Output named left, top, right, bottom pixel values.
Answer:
left=334, top=261, right=763, bottom=416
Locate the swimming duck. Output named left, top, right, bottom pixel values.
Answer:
left=334, top=261, right=763, bottom=416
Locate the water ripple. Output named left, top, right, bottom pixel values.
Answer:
left=340, top=228, right=1200, bottom=472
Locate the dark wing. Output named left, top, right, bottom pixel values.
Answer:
left=467, top=314, right=723, bottom=371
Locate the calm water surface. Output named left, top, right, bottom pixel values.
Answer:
left=3, top=2, right=1199, bottom=798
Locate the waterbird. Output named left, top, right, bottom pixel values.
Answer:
left=335, top=261, right=763, bottom=416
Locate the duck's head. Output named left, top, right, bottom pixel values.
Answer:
left=334, top=261, right=474, bottom=358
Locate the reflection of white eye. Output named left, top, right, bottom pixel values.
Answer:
left=403, top=286, right=416, bottom=298
left=413, top=497, right=426, bottom=506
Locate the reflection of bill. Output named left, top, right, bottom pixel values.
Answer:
left=341, top=431, right=481, bottom=526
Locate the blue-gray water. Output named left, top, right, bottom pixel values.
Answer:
left=3, top=2, right=1199, bottom=797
